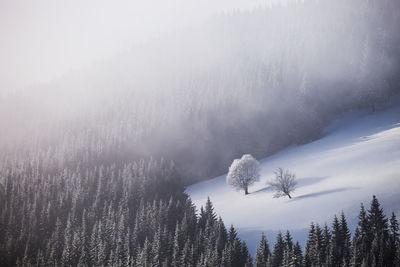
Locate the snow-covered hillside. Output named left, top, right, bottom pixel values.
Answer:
left=186, top=106, right=400, bottom=255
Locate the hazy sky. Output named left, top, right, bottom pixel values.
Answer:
left=0, top=0, right=268, bottom=94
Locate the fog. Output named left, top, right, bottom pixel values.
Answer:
left=0, top=0, right=267, bottom=93
left=0, top=0, right=399, bottom=183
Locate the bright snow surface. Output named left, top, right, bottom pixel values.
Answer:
left=186, top=106, right=400, bottom=254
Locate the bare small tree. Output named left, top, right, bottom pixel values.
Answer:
left=268, top=167, right=297, bottom=199
left=226, top=154, right=260, bottom=195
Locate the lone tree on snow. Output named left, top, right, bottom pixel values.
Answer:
left=269, top=167, right=297, bottom=199
left=226, top=154, right=260, bottom=195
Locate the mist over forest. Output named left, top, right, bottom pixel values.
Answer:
left=1, top=0, right=400, bottom=266
left=1, top=0, right=399, bottom=185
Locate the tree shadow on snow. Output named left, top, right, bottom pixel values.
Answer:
left=294, top=187, right=359, bottom=201
left=296, top=176, right=329, bottom=187
left=251, top=185, right=274, bottom=194
left=252, top=176, right=328, bottom=195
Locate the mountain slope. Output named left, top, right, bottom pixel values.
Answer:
left=186, top=106, right=400, bottom=254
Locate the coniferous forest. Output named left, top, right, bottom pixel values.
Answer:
left=0, top=153, right=399, bottom=266
left=1, top=0, right=400, bottom=266
left=1, top=0, right=400, bottom=184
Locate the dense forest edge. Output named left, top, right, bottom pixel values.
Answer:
left=1, top=0, right=399, bottom=184
left=1, top=0, right=400, bottom=266
left=0, top=157, right=399, bottom=266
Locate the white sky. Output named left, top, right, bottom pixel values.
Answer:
left=0, top=0, right=268, bottom=93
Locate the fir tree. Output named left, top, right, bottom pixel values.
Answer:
left=367, top=195, right=389, bottom=266
left=272, top=231, right=285, bottom=267
left=389, top=213, right=400, bottom=266
left=293, top=242, right=303, bottom=267
left=340, top=212, right=351, bottom=267
left=255, top=232, right=270, bottom=267
left=350, top=227, right=363, bottom=267
left=304, top=222, right=315, bottom=267
left=322, top=223, right=331, bottom=265
left=328, top=215, right=342, bottom=267
left=241, top=242, right=253, bottom=267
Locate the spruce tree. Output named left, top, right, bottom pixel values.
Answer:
left=204, top=197, right=217, bottom=226
left=229, top=225, right=239, bottom=245
left=221, top=244, right=232, bottom=267
left=304, top=222, right=315, bottom=267
left=272, top=231, right=285, bottom=267
left=357, top=203, right=371, bottom=266
left=292, top=242, right=303, bottom=267
left=368, top=196, right=388, bottom=237
left=284, top=231, right=294, bottom=251
left=230, top=239, right=243, bottom=267
left=172, top=224, right=181, bottom=267
left=350, top=227, right=363, bottom=267
left=61, top=215, right=73, bottom=267
left=152, top=227, right=162, bottom=267
left=241, top=241, right=253, bottom=267
left=322, top=223, right=331, bottom=265
left=367, top=195, right=389, bottom=266
left=328, top=215, right=341, bottom=267
left=389, top=213, right=400, bottom=266
left=340, top=212, right=351, bottom=267
left=255, top=232, right=270, bottom=267
left=216, top=217, right=228, bottom=254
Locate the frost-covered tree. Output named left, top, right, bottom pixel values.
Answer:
left=255, top=232, right=270, bottom=267
left=226, top=154, right=260, bottom=195
left=269, top=168, right=297, bottom=199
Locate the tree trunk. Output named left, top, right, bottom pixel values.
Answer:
left=288, top=194, right=292, bottom=199
left=245, top=187, right=248, bottom=195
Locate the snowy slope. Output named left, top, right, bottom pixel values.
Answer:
left=186, top=106, right=400, bottom=254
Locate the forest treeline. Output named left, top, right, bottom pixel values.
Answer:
left=0, top=154, right=399, bottom=266
left=1, top=0, right=400, bottom=264
left=1, top=0, right=400, bottom=184
left=0, top=158, right=253, bottom=266
left=253, top=195, right=400, bottom=267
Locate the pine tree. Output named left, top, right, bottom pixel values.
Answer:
left=228, top=225, right=239, bottom=245
left=180, top=240, right=190, bottom=267
left=357, top=203, right=371, bottom=266
left=282, top=231, right=295, bottom=267
left=152, top=227, right=162, bottom=267
left=48, top=217, right=64, bottom=261
left=241, top=242, right=253, bottom=267
left=328, top=215, right=341, bottom=267
left=136, top=238, right=150, bottom=267
left=304, top=223, right=315, bottom=267
left=216, top=217, right=228, bottom=254
left=284, top=231, right=294, bottom=251
left=255, top=232, right=270, bottom=267
left=61, top=215, right=73, bottom=267
left=367, top=195, right=389, bottom=266
left=340, top=212, right=351, bottom=267
left=396, top=245, right=400, bottom=267
left=282, top=245, right=292, bottom=267
left=272, top=231, right=285, bottom=267
left=204, top=197, right=217, bottom=226
left=226, top=226, right=244, bottom=267
left=172, top=224, right=181, bottom=267
left=221, top=244, right=232, bottom=267
left=198, top=207, right=207, bottom=231
left=350, top=227, right=363, bottom=267
left=368, top=196, right=388, bottom=237
left=322, top=223, right=331, bottom=265
left=78, top=212, right=89, bottom=267
left=292, top=242, right=303, bottom=267
left=389, top=213, right=400, bottom=266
